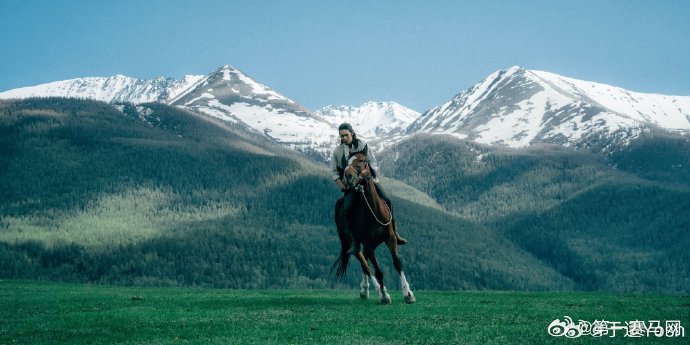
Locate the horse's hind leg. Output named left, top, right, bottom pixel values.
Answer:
left=386, top=239, right=416, bottom=304
left=364, top=248, right=391, bottom=304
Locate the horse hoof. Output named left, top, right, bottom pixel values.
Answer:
left=405, top=293, right=416, bottom=304
left=360, top=291, right=369, bottom=299
left=380, top=297, right=392, bottom=304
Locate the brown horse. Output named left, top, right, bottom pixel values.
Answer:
left=331, top=147, right=416, bottom=304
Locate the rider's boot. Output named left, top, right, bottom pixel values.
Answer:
left=375, top=183, right=407, bottom=245
left=393, top=219, right=408, bottom=245
left=385, top=200, right=407, bottom=245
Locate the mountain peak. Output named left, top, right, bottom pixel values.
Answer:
left=485, top=66, right=529, bottom=83
left=171, top=64, right=294, bottom=107
left=167, top=65, right=338, bottom=158
left=504, top=65, right=526, bottom=74
left=216, top=64, right=240, bottom=75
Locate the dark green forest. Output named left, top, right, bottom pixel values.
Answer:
left=0, top=98, right=688, bottom=293
left=378, top=135, right=690, bottom=293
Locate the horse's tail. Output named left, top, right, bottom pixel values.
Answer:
left=331, top=197, right=351, bottom=280
left=331, top=248, right=350, bottom=280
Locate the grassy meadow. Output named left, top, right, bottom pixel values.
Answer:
left=1, top=280, right=688, bottom=344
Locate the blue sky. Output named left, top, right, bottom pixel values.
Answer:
left=1, top=0, right=689, bottom=112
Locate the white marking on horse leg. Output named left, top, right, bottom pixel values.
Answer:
left=380, top=286, right=391, bottom=304
left=400, top=271, right=416, bottom=304
left=361, top=273, right=370, bottom=289
left=369, top=275, right=382, bottom=298
left=400, top=271, right=410, bottom=296
left=369, top=275, right=380, bottom=289
left=360, top=274, right=370, bottom=299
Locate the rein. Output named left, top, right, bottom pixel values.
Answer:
left=357, top=185, right=393, bottom=226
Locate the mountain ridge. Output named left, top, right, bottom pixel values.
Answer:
left=406, top=66, right=690, bottom=152
left=2, top=65, right=690, bottom=158
left=0, top=74, right=205, bottom=104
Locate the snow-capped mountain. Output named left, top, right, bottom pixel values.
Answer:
left=168, top=65, right=337, bottom=157
left=315, top=102, right=419, bottom=140
left=407, top=66, right=690, bottom=150
left=0, top=65, right=422, bottom=159
left=0, top=65, right=340, bottom=158
left=4, top=64, right=690, bottom=159
left=0, top=75, right=204, bottom=104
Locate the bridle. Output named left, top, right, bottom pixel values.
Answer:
left=344, top=154, right=372, bottom=187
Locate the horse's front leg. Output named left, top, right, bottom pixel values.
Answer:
left=386, top=236, right=416, bottom=304
left=400, top=272, right=416, bottom=304
left=365, top=249, right=391, bottom=304
left=359, top=274, right=370, bottom=299
left=354, top=252, right=372, bottom=299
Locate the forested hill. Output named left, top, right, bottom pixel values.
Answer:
left=378, top=135, right=690, bottom=293
left=0, top=98, right=572, bottom=291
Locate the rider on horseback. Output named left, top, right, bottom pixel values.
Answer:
left=331, top=123, right=407, bottom=255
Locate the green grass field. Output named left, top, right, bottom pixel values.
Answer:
left=1, top=280, right=688, bottom=344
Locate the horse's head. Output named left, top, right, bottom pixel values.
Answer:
left=343, top=148, right=372, bottom=189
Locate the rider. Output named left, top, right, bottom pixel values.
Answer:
left=331, top=123, right=407, bottom=255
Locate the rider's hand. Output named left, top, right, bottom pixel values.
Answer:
left=336, top=179, right=347, bottom=192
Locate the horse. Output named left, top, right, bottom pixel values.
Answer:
left=331, top=147, right=416, bottom=304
